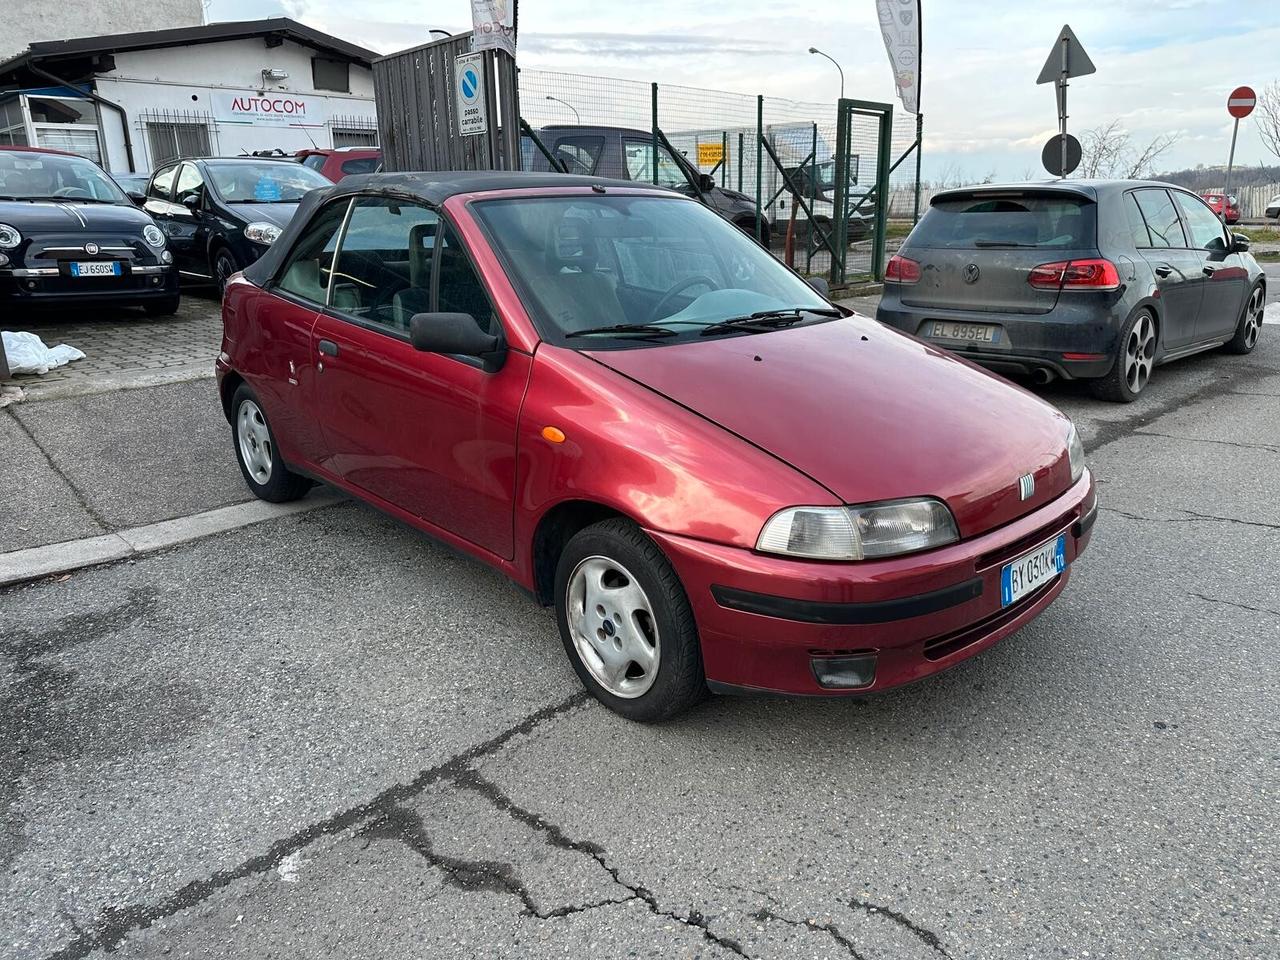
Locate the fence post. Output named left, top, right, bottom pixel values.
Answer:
left=721, top=131, right=728, bottom=187
left=755, top=95, right=763, bottom=242
left=808, top=121, right=818, bottom=270
left=831, top=100, right=850, bottom=285
left=913, top=113, right=924, bottom=224
left=872, top=107, right=894, bottom=282
left=737, top=132, right=744, bottom=192
left=651, top=82, right=659, bottom=185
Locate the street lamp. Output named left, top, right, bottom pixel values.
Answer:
left=545, top=95, right=580, bottom=123
left=429, top=29, right=453, bottom=38
left=808, top=47, right=845, bottom=101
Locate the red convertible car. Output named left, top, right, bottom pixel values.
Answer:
left=217, top=172, right=1096, bottom=721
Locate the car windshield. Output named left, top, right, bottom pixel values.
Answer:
left=205, top=161, right=330, bottom=203
left=910, top=194, right=1095, bottom=249
left=471, top=194, right=833, bottom=345
left=0, top=151, right=127, bottom=203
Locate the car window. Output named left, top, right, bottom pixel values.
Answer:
left=275, top=199, right=352, bottom=305
left=551, top=137, right=604, bottom=176
left=1175, top=192, right=1228, bottom=251
left=910, top=194, right=1094, bottom=249
left=148, top=164, right=178, bottom=201
left=174, top=163, right=204, bottom=206
left=623, top=139, right=688, bottom=190
left=1133, top=189, right=1186, bottom=248
left=302, top=155, right=326, bottom=171
left=205, top=161, right=330, bottom=202
left=339, top=157, right=378, bottom=176
left=1123, top=193, right=1152, bottom=247
left=329, top=196, right=439, bottom=332
left=436, top=222, right=498, bottom=334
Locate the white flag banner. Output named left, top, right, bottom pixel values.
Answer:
left=876, top=0, right=920, bottom=114
left=471, top=0, right=516, bottom=57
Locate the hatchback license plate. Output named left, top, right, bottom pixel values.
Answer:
left=70, top=261, right=121, bottom=277
left=1000, top=533, right=1066, bottom=607
left=929, top=321, right=1000, bottom=344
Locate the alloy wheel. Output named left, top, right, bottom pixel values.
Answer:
left=236, top=400, right=273, bottom=484
left=1124, top=313, right=1156, bottom=395
left=215, top=252, right=237, bottom=291
left=1244, top=285, right=1264, bottom=350
left=565, top=556, right=660, bottom=699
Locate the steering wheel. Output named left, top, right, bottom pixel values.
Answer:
left=53, top=186, right=92, bottom=199
left=648, top=275, right=718, bottom=323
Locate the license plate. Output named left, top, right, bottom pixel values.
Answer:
left=929, top=321, right=1000, bottom=344
left=70, top=261, right=121, bottom=277
left=1000, top=533, right=1066, bottom=607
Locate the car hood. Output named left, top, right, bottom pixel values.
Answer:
left=0, top=199, right=153, bottom=232
left=225, top=202, right=300, bottom=228
left=585, top=315, right=1077, bottom=538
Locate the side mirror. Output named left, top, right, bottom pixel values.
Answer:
left=807, top=276, right=830, bottom=298
left=697, top=173, right=716, bottom=193
left=410, top=313, right=504, bottom=370
left=126, top=190, right=146, bottom=206
left=1231, top=233, right=1251, bottom=253
left=181, top=193, right=201, bottom=212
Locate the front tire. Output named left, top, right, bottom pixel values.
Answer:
left=1224, top=282, right=1264, bottom=355
left=554, top=518, right=706, bottom=722
left=213, top=247, right=241, bottom=294
left=231, top=384, right=312, bottom=502
left=1091, top=309, right=1156, bottom=403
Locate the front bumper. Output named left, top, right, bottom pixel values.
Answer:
left=877, top=297, right=1122, bottom=380
left=651, top=471, right=1097, bottom=696
left=1, top=262, right=178, bottom=306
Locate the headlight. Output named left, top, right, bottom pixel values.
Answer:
left=245, top=221, right=282, bottom=245
left=0, top=223, right=21, bottom=250
left=1066, top=423, right=1085, bottom=485
left=142, top=224, right=166, bottom=248
left=756, top=498, right=959, bottom=561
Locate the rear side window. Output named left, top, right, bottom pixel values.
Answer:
left=1133, top=189, right=1186, bottom=248
left=275, top=199, right=351, bottom=304
left=148, top=164, right=178, bottom=200
left=552, top=136, right=604, bottom=176
left=340, top=157, right=378, bottom=176
left=910, top=194, right=1094, bottom=249
left=302, top=155, right=326, bottom=171
left=1123, top=194, right=1152, bottom=247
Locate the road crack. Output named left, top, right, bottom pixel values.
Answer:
left=752, top=907, right=867, bottom=959
left=849, top=898, right=953, bottom=958
left=1102, top=506, right=1280, bottom=532
left=1190, top=592, right=1280, bottom=618
left=1135, top=431, right=1280, bottom=455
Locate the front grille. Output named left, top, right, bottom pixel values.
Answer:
left=921, top=578, right=1058, bottom=661
left=975, top=514, right=1073, bottom=573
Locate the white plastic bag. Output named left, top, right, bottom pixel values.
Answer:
left=1, top=331, right=85, bottom=376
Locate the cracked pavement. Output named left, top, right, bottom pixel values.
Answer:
left=3, top=325, right=1279, bottom=959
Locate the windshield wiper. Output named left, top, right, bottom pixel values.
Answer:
left=566, top=323, right=678, bottom=339
left=973, top=239, right=1039, bottom=248
left=699, top=306, right=841, bottom=336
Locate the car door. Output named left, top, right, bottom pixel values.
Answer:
left=142, top=162, right=182, bottom=256
left=167, top=162, right=211, bottom=274
left=1130, top=188, right=1203, bottom=349
left=1172, top=189, right=1249, bottom=341
left=309, top=196, right=529, bottom=559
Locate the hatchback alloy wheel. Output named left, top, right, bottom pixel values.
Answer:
left=1124, top=313, right=1156, bottom=395
left=1244, top=285, right=1264, bottom=350
left=565, top=555, right=660, bottom=699
left=236, top=399, right=273, bottom=484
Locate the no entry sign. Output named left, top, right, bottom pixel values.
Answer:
left=1228, top=86, right=1256, bottom=119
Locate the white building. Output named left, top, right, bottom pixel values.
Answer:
left=0, top=19, right=378, bottom=175
left=0, top=0, right=204, bottom=60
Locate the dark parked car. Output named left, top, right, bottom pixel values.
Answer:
left=217, top=171, right=1094, bottom=721
left=0, top=146, right=178, bottom=314
left=877, top=180, right=1265, bottom=402
left=143, top=156, right=332, bottom=290
left=111, top=171, right=152, bottom=199
left=296, top=147, right=382, bottom=182
left=524, top=125, right=770, bottom=246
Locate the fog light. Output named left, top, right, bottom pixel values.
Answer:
left=161, top=250, right=173, bottom=264
left=0, top=253, right=8, bottom=267
left=810, top=653, right=877, bottom=690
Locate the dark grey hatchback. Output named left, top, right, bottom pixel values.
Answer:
left=876, top=181, right=1266, bottom=401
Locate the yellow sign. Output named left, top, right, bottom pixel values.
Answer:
left=697, top=142, right=725, bottom=167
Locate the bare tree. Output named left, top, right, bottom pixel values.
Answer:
left=1256, top=81, right=1280, bottom=164
left=1123, top=132, right=1179, bottom=178
left=1079, top=119, right=1180, bottom=179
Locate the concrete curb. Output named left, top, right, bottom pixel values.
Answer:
left=0, top=490, right=344, bottom=588
left=16, top=361, right=215, bottom=403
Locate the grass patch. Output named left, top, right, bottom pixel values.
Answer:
left=1254, top=250, right=1280, bottom=262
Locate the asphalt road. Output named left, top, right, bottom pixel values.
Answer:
left=3, top=319, right=1278, bottom=959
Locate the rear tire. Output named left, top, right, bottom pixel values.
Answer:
left=1091, top=309, right=1157, bottom=403
left=231, top=384, right=312, bottom=502
left=554, top=518, right=707, bottom=722
left=1223, top=282, right=1264, bottom=355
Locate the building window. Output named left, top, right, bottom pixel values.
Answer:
left=24, top=96, right=103, bottom=163
left=0, top=98, right=28, bottom=146
left=312, top=57, right=350, bottom=93
left=146, top=122, right=212, bottom=167
left=333, top=128, right=377, bottom=148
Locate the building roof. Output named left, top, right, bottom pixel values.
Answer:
left=0, top=17, right=377, bottom=76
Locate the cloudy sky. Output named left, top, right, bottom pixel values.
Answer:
left=210, top=0, right=1279, bottom=179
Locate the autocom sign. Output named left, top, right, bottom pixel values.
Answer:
left=213, top=91, right=327, bottom=126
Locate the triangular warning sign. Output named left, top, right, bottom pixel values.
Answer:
left=1036, top=25, right=1096, bottom=84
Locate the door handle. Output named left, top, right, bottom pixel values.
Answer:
left=318, top=339, right=339, bottom=357
left=1202, top=264, right=1217, bottom=276
left=1153, top=264, right=1173, bottom=278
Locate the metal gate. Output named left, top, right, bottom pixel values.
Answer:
left=831, top=98, right=893, bottom=285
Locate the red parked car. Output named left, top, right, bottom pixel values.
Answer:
left=296, top=147, right=381, bottom=182
left=1200, top=192, right=1240, bottom=224
left=216, top=172, right=1096, bottom=721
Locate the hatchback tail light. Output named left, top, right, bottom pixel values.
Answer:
left=1027, top=258, right=1120, bottom=291
left=885, top=253, right=921, bottom=284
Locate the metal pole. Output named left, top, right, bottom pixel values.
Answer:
left=737, top=132, right=744, bottom=191
left=651, top=82, right=659, bottom=185
left=721, top=131, right=728, bottom=187
left=755, top=95, right=764, bottom=242
left=913, top=113, right=923, bottom=224
left=1058, top=36, right=1069, bottom=179
left=809, top=121, right=818, bottom=269
left=1223, top=117, right=1240, bottom=219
